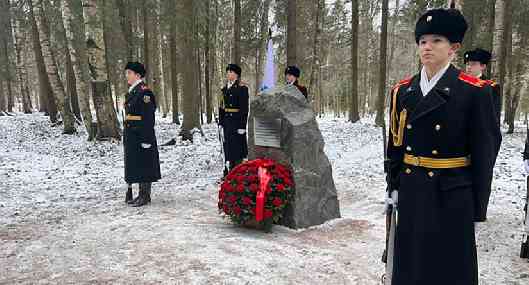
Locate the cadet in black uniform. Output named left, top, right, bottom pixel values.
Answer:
left=123, top=62, right=161, bottom=207
left=218, top=64, right=249, bottom=177
left=464, top=48, right=502, bottom=124
left=385, top=6, right=501, bottom=285
left=285, top=66, right=308, bottom=99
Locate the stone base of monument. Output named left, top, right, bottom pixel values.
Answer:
left=248, top=85, right=341, bottom=229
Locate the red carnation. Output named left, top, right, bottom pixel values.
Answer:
left=223, top=205, right=230, bottom=214
left=249, top=184, right=258, bottom=193
left=236, top=184, right=245, bottom=192
left=242, top=197, right=253, bottom=205
left=276, top=184, right=285, bottom=191
left=264, top=209, right=273, bottom=219
left=272, top=197, right=283, bottom=207
left=233, top=206, right=242, bottom=216
left=228, top=195, right=237, bottom=204
left=224, top=184, right=234, bottom=192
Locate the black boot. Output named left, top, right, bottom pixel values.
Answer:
left=125, top=184, right=133, bottom=203
left=127, top=184, right=140, bottom=205
left=132, top=183, right=151, bottom=207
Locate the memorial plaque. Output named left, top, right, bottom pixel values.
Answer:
left=254, top=117, right=281, bottom=148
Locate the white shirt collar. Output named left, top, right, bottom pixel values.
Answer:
left=128, top=79, right=143, bottom=93
left=227, top=80, right=236, bottom=89
left=420, top=63, right=451, bottom=96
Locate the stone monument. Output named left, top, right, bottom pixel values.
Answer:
left=248, top=84, right=341, bottom=229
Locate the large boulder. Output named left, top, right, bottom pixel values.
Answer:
left=248, top=85, right=341, bottom=229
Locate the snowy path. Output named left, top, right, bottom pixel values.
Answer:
left=0, top=113, right=527, bottom=284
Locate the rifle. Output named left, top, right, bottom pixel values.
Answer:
left=382, top=121, right=390, bottom=263
left=521, top=176, right=529, bottom=258
left=382, top=114, right=397, bottom=285
left=218, top=125, right=230, bottom=175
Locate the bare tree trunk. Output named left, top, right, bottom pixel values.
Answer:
left=1, top=0, right=15, bottom=113
left=0, top=79, right=5, bottom=112
left=287, top=0, right=297, bottom=66
left=486, top=0, right=496, bottom=77
left=84, top=0, right=121, bottom=140
left=142, top=1, right=150, bottom=85
left=100, top=0, right=122, bottom=114
left=13, top=12, right=32, bottom=114
left=170, top=0, right=180, bottom=125
left=180, top=0, right=200, bottom=141
left=197, top=46, right=203, bottom=125
left=496, top=0, right=512, bottom=128
left=33, top=0, right=75, bottom=134
left=161, top=35, right=170, bottom=118
left=502, top=0, right=514, bottom=132
left=65, top=48, right=81, bottom=120
left=28, top=0, right=55, bottom=117
left=62, top=0, right=95, bottom=140
left=205, top=0, right=213, bottom=123
left=387, top=0, right=400, bottom=81
left=375, top=0, right=389, bottom=126
left=117, top=0, right=134, bottom=61
left=232, top=0, right=241, bottom=66
left=492, top=0, right=506, bottom=113
left=349, top=0, right=360, bottom=123
left=151, top=0, right=164, bottom=115
left=308, top=0, right=323, bottom=108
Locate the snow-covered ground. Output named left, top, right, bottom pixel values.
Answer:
left=0, top=113, right=527, bottom=284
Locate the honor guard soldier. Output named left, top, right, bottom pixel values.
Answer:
left=464, top=48, right=502, bottom=124
left=219, top=64, right=249, bottom=177
left=123, top=62, right=161, bottom=207
left=285, top=66, right=308, bottom=99
left=384, top=4, right=501, bottom=285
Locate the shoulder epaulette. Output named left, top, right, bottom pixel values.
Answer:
left=484, top=79, right=498, bottom=87
left=458, top=72, right=486, bottom=87
left=391, top=77, right=412, bottom=94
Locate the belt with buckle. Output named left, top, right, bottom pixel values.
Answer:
left=403, top=154, right=470, bottom=169
left=224, top=108, right=240, bottom=113
left=125, top=115, right=142, bottom=121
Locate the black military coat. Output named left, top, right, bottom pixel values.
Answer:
left=386, top=65, right=501, bottom=285
left=219, top=80, right=249, bottom=162
left=480, top=74, right=502, bottom=125
left=123, top=82, right=161, bottom=184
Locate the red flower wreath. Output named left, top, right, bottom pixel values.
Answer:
left=218, top=159, right=295, bottom=226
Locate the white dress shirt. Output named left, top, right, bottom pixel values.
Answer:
left=419, top=63, right=451, bottom=96
left=128, top=79, right=143, bottom=93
